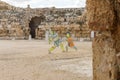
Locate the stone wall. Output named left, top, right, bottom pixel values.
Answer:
left=0, top=1, right=89, bottom=40
left=35, top=24, right=89, bottom=40
left=87, top=0, right=120, bottom=80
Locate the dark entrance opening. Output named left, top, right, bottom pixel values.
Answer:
left=29, top=16, right=45, bottom=38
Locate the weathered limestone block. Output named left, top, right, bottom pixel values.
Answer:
left=93, top=32, right=118, bottom=80
left=117, top=53, right=120, bottom=79
left=87, top=0, right=120, bottom=80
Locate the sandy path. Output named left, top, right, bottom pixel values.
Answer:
left=0, top=40, right=93, bottom=80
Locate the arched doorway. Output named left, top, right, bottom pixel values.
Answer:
left=29, top=16, right=45, bottom=38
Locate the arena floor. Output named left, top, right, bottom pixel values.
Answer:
left=0, top=40, right=93, bottom=80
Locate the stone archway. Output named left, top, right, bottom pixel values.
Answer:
left=29, top=16, right=45, bottom=38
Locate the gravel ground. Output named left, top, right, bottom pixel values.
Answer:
left=0, top=40, right=93, bottom=80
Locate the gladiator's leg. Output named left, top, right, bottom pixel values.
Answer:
left=60, top=43, right=65, bottom=52
left=49, top=46, right=56, bottom=54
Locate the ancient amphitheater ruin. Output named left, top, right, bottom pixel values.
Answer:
left=1, top=0, right=120, bottom=80
left=0, top=1, right=89, bottom=40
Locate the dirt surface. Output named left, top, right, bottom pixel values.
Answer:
left=0, top=40, right=93, bottom=80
